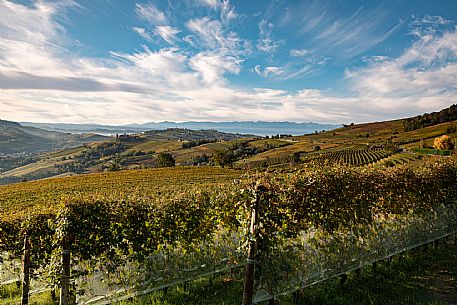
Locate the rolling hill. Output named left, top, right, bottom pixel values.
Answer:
left=0, top=119, right=107, bottom=155
left=1, top=105, right=456, bottom=184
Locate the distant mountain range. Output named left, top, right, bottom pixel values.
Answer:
left=1, top=119, right=339, bottom=156
left=21, top=121, right=341, bottom=136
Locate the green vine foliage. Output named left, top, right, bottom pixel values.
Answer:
left=250, top=160, right=457, bottom=301
left=0, top=160, right=456, bottom=301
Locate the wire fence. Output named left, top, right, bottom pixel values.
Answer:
left=252, top=205, right=457, bottom=303
left=1, top=230, right=247, bottom=304
left=1, top=205, right=456, bottom=305
left=76, top=229, right=247, bottom=304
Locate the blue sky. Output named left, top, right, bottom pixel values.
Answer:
left=0, top=0, right=456, bottom=124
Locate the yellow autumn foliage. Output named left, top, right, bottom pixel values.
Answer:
left=433, top=135, right=455, bottom=150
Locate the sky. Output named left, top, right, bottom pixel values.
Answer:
left=0, top=0, right=456, bottom=125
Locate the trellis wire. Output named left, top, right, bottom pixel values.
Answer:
left=252, top=207, right=457, bottom=303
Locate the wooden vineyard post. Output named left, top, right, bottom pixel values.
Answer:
left=21, top=233, right=31, bottom=305
left=242, top=187, right=261, bottom=305
left=60, top=235, right=71, bottom=305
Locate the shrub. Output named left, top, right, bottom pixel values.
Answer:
left=434, top=135, right=455, bottom=150
left=157, top=152, right=175, bottom=167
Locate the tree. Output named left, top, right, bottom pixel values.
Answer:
left=157, top=152, right=175, bottom=167
left=291, top=152, right=301, bottom=163
left=433, top=135, right=454, bottom=150
left=107, top=162, right=120, bottom=172
left=212, top=150, right=235, bottom=167
left=446, top=126, right=456, bottom=135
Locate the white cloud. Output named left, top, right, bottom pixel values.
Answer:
left=290, top=49, right=311, bottom=57
left=409, top=14, right=454, bottom=37
left=257, top=20, right=284, bottom=53
left=135, top=2, right=168, bottom=25
left=200, top=0, right=219, bottom=10
left=154, top=26, right=180, bottom=44
left=264, top=66, right=283, bottom=76
left=186, top=17, right=226, bottom=49
left=220, top=0, right=237, bottom=25
left=411, top=15, right=452, bottom=27
left=0, top=2, right=455, bottom=126
left=190, top=52, right=240, bottom=84
left=254, top=50, right=329, bottom=81
left=345, top=25, right=457, bottom=115
left=0, top=1, right=79, bottom=77
left=199, top=0, right=238, bottom=25
left=347, top=29, right=457, bottom=94
left=252, top=65, right=283, bottom=77
left=186, top=17, right=249, bottom=57
left=279, top=3, right=403, bottom=59
left=132, top=27, right=153, bottom=41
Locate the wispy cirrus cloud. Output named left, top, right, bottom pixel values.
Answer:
left=0, top=0, right=71, bottom=75
left=132, top=26, right=153, bottom=41
left=256, top=19, right=284, bottom=53
left=290, top=49, right=311, bottom=57
left=190, top=52, right=240, bottom=84
left=409, top=14, right=454, bottom=37
left=185, top=16, right=247, bottom=53
left=154, top=25, right=180, bottom=44
left=133, top=25, right=180, bottom=45
left=0, top=0, right=456, bottom=126
left=134, top=2, right=168, bottom=25
left=345, top=19, right=457, bottom=114
left=199, top=0, right=219, bottom=10
left=186, top=17, right=225, bottom=50
left=278, top=2, right=403, bottom=59
left=220, top=0, right=237, bottom=25
left=197, top=0, right=238, bottom=26
left=252, top=65, right=283, bottom=77
left=254, top=49, right=329, bottom=80
left=185, top=16, right=248, bottom=85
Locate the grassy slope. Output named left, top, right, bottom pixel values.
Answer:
left=114, top=239, right=457, bottom=305
left=0, top=120, right=107, bottom=155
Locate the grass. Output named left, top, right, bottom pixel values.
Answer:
left=171, top=141, right=230, bottom=162
left=413, top=148, right=453, bottom=156
left=125, top=141, right=183, bottom=154
left=2, top=239, right=455, bottom=305
left=120, top=239, right=457, bottom=305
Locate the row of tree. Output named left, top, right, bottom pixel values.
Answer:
left=403, top=104, right=457, bottom=131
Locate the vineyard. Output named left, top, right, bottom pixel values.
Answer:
left=0, top=166, right=243, bottom=221
left=1, top=159, right=457, bottom=304
left=241, top=147, right=407, bottom=169
left=375, top=152, right=422, bottom=167
left=303, top=147, right=395, bottom=166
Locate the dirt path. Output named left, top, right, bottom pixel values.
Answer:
left=415, top=258, right=457, bottom=304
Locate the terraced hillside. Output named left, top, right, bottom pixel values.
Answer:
left=303, top=147, right=395, bottom=166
